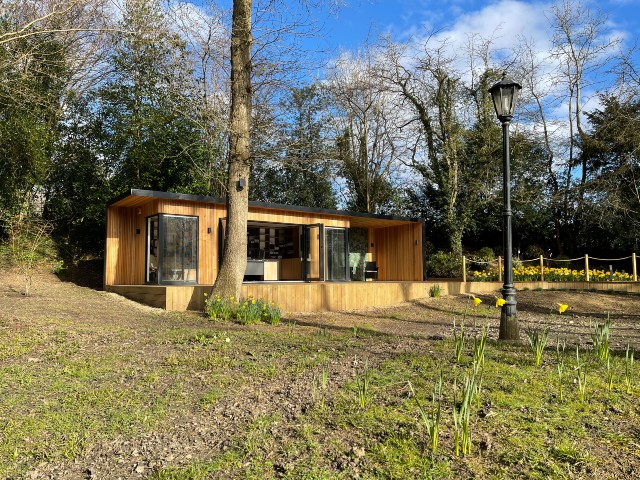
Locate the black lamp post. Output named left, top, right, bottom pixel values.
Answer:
left=488, top=77, right=522, bottom=342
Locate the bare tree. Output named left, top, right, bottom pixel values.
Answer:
left=326, top=46, right=406, bottom=213
left=515, top=36, right=567, bottom=252
left=549, top=0, right=620, bottom=191
left=378, top=36, right=469, bottom=254
left=1, top=214, right=53, bottom=296
left=168, top=1, right=231, bottom=196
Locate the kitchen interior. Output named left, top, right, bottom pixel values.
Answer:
left=244, top=223, right=303, bottom=281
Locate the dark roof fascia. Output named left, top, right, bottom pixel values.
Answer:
left=107, top=189, right=227, bottom=207
left=108, top=189, right=423, bottom=224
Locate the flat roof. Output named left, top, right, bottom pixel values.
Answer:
left=108, top=189, right=424, bottom=227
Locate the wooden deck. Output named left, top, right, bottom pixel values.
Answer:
left=106, top=280, right=640, bottom=313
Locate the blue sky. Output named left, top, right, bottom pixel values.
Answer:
left=310, top=0, right=640, bottom=54
left=191, top=0, right=640, bottom=65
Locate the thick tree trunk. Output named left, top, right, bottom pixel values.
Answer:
left=212, top=0, right=252, bottom=299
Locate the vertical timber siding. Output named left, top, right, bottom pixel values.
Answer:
left=105, top=194, right=423, bottom=288
left=374, top=223, right=423, bottom=281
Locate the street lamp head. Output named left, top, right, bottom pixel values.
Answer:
left=488, top=77, right=522, bottom=122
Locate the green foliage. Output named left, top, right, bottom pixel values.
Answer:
left=428, top=284, right=442, bottom=298
left=452, top=372, right=478, bottom=456
left=0, top=18, right=68, bottom=220
left=526, top=327, right=550, bottom=367
left=204, top=295, right=235, bottom=321
left=96, top=0, right=214, bottom=197
left=44, top=96, right=113, bottom=259
left=356, top=360, right=370, bottom=409
left=625, top=344, right=634, bottom=394
left=408, top=371, right=443, bottom=454
left=473, top=323, right=488, bottom=367
left=426, top=251, right=462, bottom=278
left=204, top=295, right=282, bottom=326
left=477, top=247, right=495, bottom=262
left=556, top=336, right=566, bottom=401
left=591, top=316, right=611, bottom=362
left=236, top=298, right=264, bottom=325
left=261, top=302, right=282, bottom=325
left=453, top=318, right=465, bottom=363
left=314, top=364, right=329, bottom=411
left=575, top=347, right=587, bottom=403
left=524, top=245, right=545, bottom=259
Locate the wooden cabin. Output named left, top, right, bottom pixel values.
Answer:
left=105, top=189, right=427, bottom=312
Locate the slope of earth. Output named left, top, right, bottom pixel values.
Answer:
left=1, top=270, right=639, bottom=479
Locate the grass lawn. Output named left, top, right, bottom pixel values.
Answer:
left=1, top=271, right=640, bottom=479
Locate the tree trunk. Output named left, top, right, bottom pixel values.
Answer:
left=212, top=0, right=252, bottom=299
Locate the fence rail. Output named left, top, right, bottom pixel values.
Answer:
left=463, top=253, right=638, bottom=283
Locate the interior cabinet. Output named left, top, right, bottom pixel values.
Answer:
left=247, top=226, right=299, bottom=259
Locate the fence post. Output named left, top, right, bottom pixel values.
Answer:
left=462, top=256, right=467, bottom=282
left=633, top=253, right=638, bottom=282
left=540, top=255, right=544, bottom=282
left=498, top=256, right=503, bottom=283
left=585, top=254, right=590, bottom=282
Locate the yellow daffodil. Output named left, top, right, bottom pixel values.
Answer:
left=496, top=298, right=506, bottom=308
left=203, top=292, right=208, bottom=297
left=557, top=303, right=569, bottom=314
left=473, top=296, right=482, bottom=307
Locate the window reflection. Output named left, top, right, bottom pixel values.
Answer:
left=326, top=228, right=347, bottom=281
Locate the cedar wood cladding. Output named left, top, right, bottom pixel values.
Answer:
left=105, top=189, right=425, bottom=286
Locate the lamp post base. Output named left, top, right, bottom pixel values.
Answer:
left=499, top=286, right=519, bottom=342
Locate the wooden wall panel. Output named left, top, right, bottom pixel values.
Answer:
left=247, top=207, right=349, bottom=228
left=106, top=195, right=422, bottom=287
left=279, top=258, right=303, bottom=280
left=111, top=278, right=640, bottom=313
left=374, top=223, right=423, bottom=281
left=106, top=201, right=157, bottom=285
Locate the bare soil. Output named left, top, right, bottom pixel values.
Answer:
left=293, top=288, right=640, bottom=349
left=2, top=270, right=640, bottom=479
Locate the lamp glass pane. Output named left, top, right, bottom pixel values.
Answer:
left=501, top=89, right=512, bottom=116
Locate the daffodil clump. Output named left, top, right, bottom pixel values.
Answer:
left=470, top=266, right=633, bottom=282
left=204, top=293, right=234, bottom=321
left=204, top=294, right=282, bottom=325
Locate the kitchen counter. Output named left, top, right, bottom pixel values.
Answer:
left=245, top=259, right=279, bottom=281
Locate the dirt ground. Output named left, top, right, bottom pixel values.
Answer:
left=2, top=269, right=640, bottom=479
left=6, top=269, right=640, bottom=348
left=292, top=287, right=640, bottom=350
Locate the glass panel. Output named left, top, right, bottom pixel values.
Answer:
left=326, top=228, right=347, bottom=281
left=348, top=227, right=368, bottom=281
left=160, top=215, right=198, bottom=283
left=147, top=216, right=159, bottom=283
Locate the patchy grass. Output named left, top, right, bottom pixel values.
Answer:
left=1, top=272, right=640, bottom=478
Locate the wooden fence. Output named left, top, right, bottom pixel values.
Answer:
left=462, top=253, right=638, bottom=283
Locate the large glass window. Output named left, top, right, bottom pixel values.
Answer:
left=325, top=228, right=348, bottom=281
left=160, top=215, right=198, bottom=283
left=146, top=214, right=198, bottom=284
